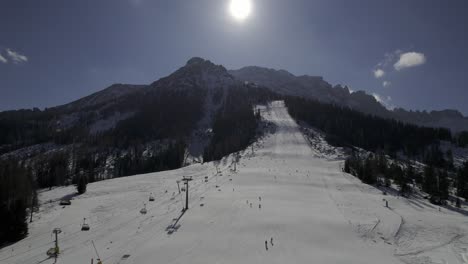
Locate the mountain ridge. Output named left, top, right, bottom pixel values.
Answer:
left=1, top=57, right=467, bottom=133
left=229, top=65, right=468, bottom=132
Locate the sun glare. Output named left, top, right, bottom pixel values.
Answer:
left=229, top=0, right=252, bottom=21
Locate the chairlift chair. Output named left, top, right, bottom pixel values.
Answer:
left=149, top=193, right=155, bottom=202
left=46, top=247, right=59, bottom=257
left=81, top=218, right=90, bottom=231
left=59, top=199, right=71, bottom=206
left=140, top=203, right=147, bottom=214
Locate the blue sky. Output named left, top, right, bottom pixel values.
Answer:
left=1, top=0, right=467, bottom=114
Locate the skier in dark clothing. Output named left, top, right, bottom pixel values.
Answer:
left=265, top=240, right=268, bottom=250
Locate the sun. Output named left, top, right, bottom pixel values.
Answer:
left=229, top=0, right=252, bottom=21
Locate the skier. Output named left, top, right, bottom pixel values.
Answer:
left=259, top=204, right=262, bottom=209
left=271, top=237, right=274, bottom=246
left=265, top=240, right=268, bottom=251
left=250, top=203, right=252, bottom=208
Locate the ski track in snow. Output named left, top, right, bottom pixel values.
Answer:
left=1, top=100, right=468, bottom=264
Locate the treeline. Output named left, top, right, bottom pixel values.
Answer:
left=345, top=154, right=468, bottom=205
left=0, top=159, right=36, bottom=246
left=457, top=131, right=468, bottom=147
left=0, top=109, right=54, bottom=155
left=344, top=153, right=448, bottom=200
left=32, top=141, right=187, bottom=187
left=457, top=162, right=468, bottom=200
left=285, top=97, right=452, bottom=157
left=203, top=86, right=277, bottom=161
left=345, top=153, right=414, bottom=195
left=113, top=141, right=186, bottom=177
left=98, top=88, right=205, bottom=149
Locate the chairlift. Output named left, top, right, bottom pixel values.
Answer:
left=181, top=187, right=186, bottom=192
left=81, top=218, right=90, bottom=231
left=140, top=203, right=147, bottom=214
left=59, top=199, right=71, bottom=206
left=46, top=228, right=61, bottom=257
left=149, top=192, right=155, bottom=202
left=47, top=247, right=59, bottom=257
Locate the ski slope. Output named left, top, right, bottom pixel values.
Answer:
left=1, top=101, right=467, bottom=264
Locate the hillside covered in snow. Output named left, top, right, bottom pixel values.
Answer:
left=1, top=101, right=468, bottom=264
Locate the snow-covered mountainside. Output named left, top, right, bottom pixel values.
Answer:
left=2, top=101, right=467, bottom=264
left=230, top=66, right=468, bottom=132
left=0, top=57, right=275, bottom=193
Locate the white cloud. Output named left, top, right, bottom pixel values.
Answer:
left=376, top=49, right=402, bottom=68
left=6, top=49, right=28, bottom=64
left=394, top=52, right=426, bottom=71
left=0, top=54, right=7, bottom=63
left=373, top=69, right=385, bottom=78
left=372, top=93, right=394, bottom=110
left=382, top=81, right=391, bottom=87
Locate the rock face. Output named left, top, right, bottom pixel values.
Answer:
left=230, top=66, right=468, bottom=132
left=152, top=57, right=238, bottom=92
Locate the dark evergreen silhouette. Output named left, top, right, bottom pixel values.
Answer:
left=0, top=159, right=35, bottom=245
left=203, top=86, right=273, bottom=162
left=457, top=131, right=468, bottom=147
left=285, top=96, right=452, bottom=157
left=345, top=153, right=416, bottom=195
left=76, top=175, right=88, bottom=194
left=457, top=162, right=468, bottom=200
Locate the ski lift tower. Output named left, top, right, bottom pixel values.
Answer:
left=53, top=228, right=61, bottom=251
left=47, top=228, right=62, bottom=258
left=182, top=176, right=193, bottom=211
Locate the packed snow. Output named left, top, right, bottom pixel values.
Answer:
left=1, top=101, right=467, bottom=264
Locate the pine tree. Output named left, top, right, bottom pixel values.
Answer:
left=438, top=169, right=449, bottom=200
left=0, top=159, right=34, bottom=245
left=76, top=175, right=88, bottom=194
left=423, top=165, right=437, bottom=197
left=400, top=164, right=414, bottom=195
left=344, top=159, right=351, bottom=173
left=362, top=156, right=376, bottom=184
left=446, top=150, right=454, bottom=170
left=457, top=162, right=468, bottom=199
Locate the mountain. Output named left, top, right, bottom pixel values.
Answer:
left=2, top=57, right=468, bottom=251
left=0, top=57, right=271, bottom=189
left=152, top=57, right=238, bottom=91
left=0, top=56, right=466, bottom=190
left=229, top=66, right=468, bottom=132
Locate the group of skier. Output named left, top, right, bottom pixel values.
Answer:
left=265, top=237, right=274, bottom=250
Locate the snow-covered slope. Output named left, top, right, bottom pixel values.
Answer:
left=1, top=101, right=467, bottom=264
